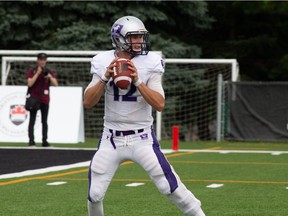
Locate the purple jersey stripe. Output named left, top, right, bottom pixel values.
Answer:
left=151, top=129, right=178, bottom=193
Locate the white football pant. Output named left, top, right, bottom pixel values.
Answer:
left=88, top=127, right=205, bottom=216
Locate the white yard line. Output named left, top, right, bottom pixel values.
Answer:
left=206, top=183, right=224, bottom=188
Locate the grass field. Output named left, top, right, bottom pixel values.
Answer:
left=0, top=140, right=288, bottom=216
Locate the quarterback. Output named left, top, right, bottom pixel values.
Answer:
left=84, top=16, right=206, bottom=216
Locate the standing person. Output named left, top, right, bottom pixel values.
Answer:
left=26, top=53, right=58, bottom=147
left=84, top=16, right=206, bottom=216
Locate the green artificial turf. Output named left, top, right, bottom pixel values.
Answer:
left=1, top=140, right=287, bottom=215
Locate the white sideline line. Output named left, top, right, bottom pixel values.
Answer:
left=1, top=148, right=287, bottom=180
left=173, top=149, right=288, bottom=154
left=0, top=146, right=97, bottom=151
left=0, top=161, right=90, bottom=180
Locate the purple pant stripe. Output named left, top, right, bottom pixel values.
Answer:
left=88, top=164, right=93, bottom=202
left=151, top=129, right=178, bottom=193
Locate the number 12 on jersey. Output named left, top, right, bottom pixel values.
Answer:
left=110, top=82, right=137, bottom=102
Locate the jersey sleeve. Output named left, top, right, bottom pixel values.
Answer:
left=90, top=59, right=106, bottom=77
left=90, top=51, right=115, bottom=77
left=152, top=57, right=165, bottom=74
left=144, top=52, right=165, bottom=75
left=147, top=73, right=165, bottom=98
left=84, top=74, right=101, bottom=94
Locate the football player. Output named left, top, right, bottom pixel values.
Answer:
left=84, top=16, right=206, bottom=216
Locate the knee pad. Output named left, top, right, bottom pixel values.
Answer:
left=168, top=183, right=202, bottom=215
left=155, top=178, right=172, bottom=195
left=88, top=186, right=105, bottom=203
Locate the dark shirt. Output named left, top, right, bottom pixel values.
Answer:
left=26, top=68, right=56, bottom=104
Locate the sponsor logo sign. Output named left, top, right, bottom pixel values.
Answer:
left=0, top=91, right=40, bottom=137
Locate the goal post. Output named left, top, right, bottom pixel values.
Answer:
left=1, top=51, right=238, bottom=142
left=1, top=56, right=92, bottom=85
left=165, top=58, right=239, bottom=82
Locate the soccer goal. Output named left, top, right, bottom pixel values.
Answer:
left=162, top=59, right=238, bottom=141
left=1, top=51, right=238, bottom=141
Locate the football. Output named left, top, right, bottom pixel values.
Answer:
left=112, top=58, right=133, bottom=89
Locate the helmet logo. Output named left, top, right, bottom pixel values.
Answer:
left=112, top=24, right=123, bottom=36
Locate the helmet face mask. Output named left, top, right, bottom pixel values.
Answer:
left=111, top=16, right=150, bottom=55
left=125, top=31, right=150, bottom=55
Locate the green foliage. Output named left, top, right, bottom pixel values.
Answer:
left=151, top=34, right=202, bottom=58
left=202, top=1, right=288, bottom=81
left=1, top=1, right=288, bottom=80
left=0, top=1, right=211, bottom=57
left=270, top=54, right=288, bottom=80
left=39, top=21, right=110, bottom=50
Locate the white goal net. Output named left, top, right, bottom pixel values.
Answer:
left=1, top=51, right=238, bottom=141
left=162, top=59, right=238, bottom=141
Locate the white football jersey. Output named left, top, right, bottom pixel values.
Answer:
left=89, top=50, right=165, bottom=130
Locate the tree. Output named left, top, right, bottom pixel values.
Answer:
left=201, top=1, right=288, bottom=81
left=0, top=1, right=213, bottom=58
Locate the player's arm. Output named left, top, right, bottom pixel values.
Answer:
left=84, top=58, right=118, bottom=109
left=128, top=60, right=165, bottom=112
left=136, top=74, right=165, bottom=112
left=83, top=75, right=106, bottom=109
left=127, top=60, right=164, bottom=112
